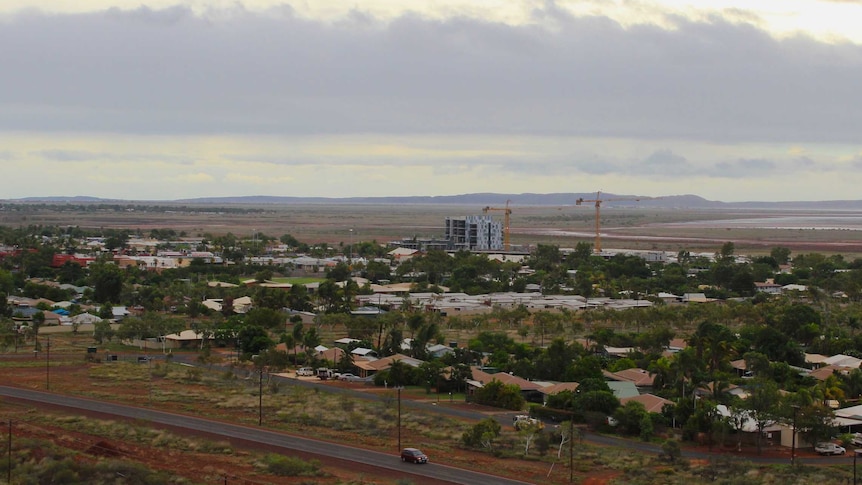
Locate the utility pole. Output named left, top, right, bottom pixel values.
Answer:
left=7, top=419, right=12, bottom=484
left=258, top=366, right=263, bottom=426
left=569, top=417, right=574, bottom=483
left=397, top=387, right=402, bottom=452
left=791, top=405, right=800, bottom=466
left=46, top=335, right=50, bottom=390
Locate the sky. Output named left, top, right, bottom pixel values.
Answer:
left=1, top=0, right=861, bottom=202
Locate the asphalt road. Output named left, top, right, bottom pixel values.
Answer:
left=0, top=385, right=534, bottom=485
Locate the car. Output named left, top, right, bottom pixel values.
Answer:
left=851, top=433, right=862, bottom=447
left=339, top=373, right=366, bottom=382
left=815, top=442, right=846, bottom=455
left=400, top=448, right=428, bottom=464
left=513, top=414, right=544, bottom=430
left=296, top=367, right=315, bottom=377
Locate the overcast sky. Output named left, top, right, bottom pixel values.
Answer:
left=1, top=0, right=861, bottom=202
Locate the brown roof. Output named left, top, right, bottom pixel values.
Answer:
left=608, top=368, right=656, bottom=387
left=470, top=367, right=543, bottom=392
left=620, top=394, right=674, bottom=413
left=355, top=353, right=424, bottom=372
left=537, top=382, right=580, bottom=395
left=809, top=365, right=845, bottom=381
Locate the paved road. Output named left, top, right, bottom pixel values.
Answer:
left=0, top=385, right=534, bottom=485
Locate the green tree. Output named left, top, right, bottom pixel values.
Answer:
left=245, top=307, right=284, bottom=330
left=473, top=379, right=525, bottom=410
left=742, top=378, right=781, bottom=454
left=93, top=319, right=114, bottom=344
left=461, top=418, right=501, bottom=450
left=237, top=325, right=273, bottom=357
left=88, top=262, right=125, bottom=304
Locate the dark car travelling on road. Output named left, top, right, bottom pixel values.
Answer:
left=400, top=448, right=428, bottom=464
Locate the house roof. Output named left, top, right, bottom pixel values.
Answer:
left=207, top=281, right=239, bottom=288
left=808, top=365, right=844, bottom=381
left=607, top=368, right=655, bottom=387
left=537, top=382, right=580, bottom=395
left=805, top=353, right=830, bottom=364
left=620, top=393, right=674, bottom=413
left=607, top=381, right=640, bottom=399
left=470, top=367, right=543, bottom=392
left=823, top=354, right=862, bottom=369
left=165, top=330, right=205, bottom=341
left=354, top=353, right=424, bottom=372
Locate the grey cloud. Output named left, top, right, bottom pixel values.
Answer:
left=634, top=149, right=696, bottom=176
left=712, top=158, right=776, bottom=178
left=33, top=149, right=194, bottom=164
left=0, top=6, right=860, bottom=144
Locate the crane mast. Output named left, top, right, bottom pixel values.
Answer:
left=575, top=191, right=642, bottom=253
left=482, top=199, right=512, bottom=252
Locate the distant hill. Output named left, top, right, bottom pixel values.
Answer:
left=174, top=193, right=722, bottom=208
left=7, top=193, right=862, bottom=210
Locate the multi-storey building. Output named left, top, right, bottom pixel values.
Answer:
left=444, top=215, right=503, bottom=251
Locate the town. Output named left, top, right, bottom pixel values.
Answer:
left=2, top=207, right=862, bottom=484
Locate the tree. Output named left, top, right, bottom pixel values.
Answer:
left=742, top=378, right=781, bottom=454
left=614, top=401, right=649, bottom=436
left=771, top=247, right=791, bottom=265
left=244, top=307, right=284, bottom=330
left=461, top=418, right=501, bottom=450
left=93, top=319, right=114, bottom=344
left=237, top=325, right=273, bottom=357
left=473, top=379, right=525, bottom=410
left=795, top=404, right=836, bottom=447
left=387, top=359, right=413, bottom=387
left=517, top=421, right=543, bottom=455
left=417, top=360, right=445, bottom=394
left=89, top=262, right=125, bottom=304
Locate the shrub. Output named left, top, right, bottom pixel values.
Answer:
left=263, top=454, right=323, bottom=476
left=462, top=418, right=501, bottom=449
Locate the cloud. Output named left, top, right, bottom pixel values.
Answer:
left=0, top=6, right=859, bottom=145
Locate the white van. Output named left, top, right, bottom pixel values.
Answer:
left=296, top=367, right=315, bottom=377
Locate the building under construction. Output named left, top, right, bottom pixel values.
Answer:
left=444, top=215, right=503, bottom=251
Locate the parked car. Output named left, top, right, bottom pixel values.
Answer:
left=815, top=442, right=846, bottom=455
left=339, top=373, right=369, bottom=382
left=296, top=367, right=315, bottom=377
left=513, top=414, right=544, bottom=430
left=400, top=448, right=428, bottom=464
left=851, top=433, right=862, bottom=447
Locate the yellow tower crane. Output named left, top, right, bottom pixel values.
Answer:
left=575, top=191, right=643, bottom=253
left=482, top=199, right=512, bottom=252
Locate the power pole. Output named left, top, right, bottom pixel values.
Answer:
left=569, top=417, right=574, bottom=483
left=397, top=387, right=402, bottom=452
left=7, top=419, right=12, bottom=484
left=46, top=335, right=50, bottom=391
left=258, top=366, right=263, bottom=426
